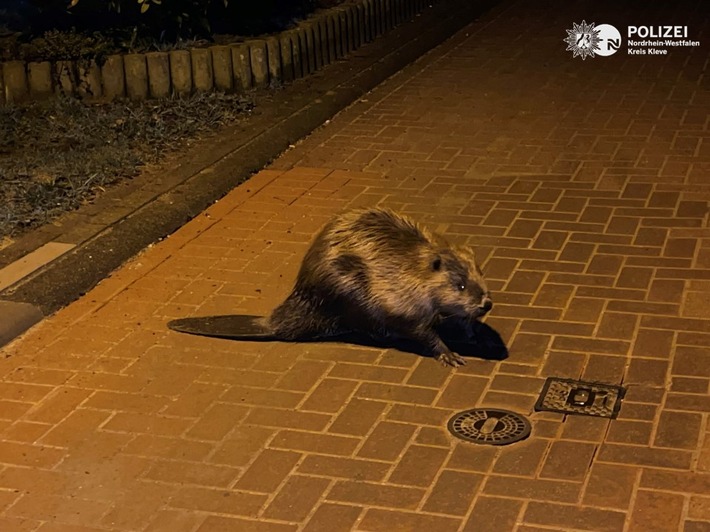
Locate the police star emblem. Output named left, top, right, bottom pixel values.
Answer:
left=564, top=20, right=600, bottom=60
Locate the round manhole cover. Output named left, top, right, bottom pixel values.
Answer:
left=447, top=408, right=531, bottom=445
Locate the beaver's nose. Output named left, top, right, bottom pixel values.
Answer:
left=479, top=296, right=493, bottom=313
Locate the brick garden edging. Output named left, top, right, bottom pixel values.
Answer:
left=0, top=0, right=440, bottom=105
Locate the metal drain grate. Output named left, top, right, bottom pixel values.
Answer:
left=447, top=408, right=531, bottom=445
left=535, top=377, right=625, bottom=419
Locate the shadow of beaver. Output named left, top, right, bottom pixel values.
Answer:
left=168, top=315, right=508, bottom=364
left=329, top=320, right=509, bottom=362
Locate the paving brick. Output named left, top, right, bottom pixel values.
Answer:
left=263, top=475, right=330, bottom=521
left=357, top=421, right=416, bottom=461
left=99, top=485, right=173, bottom=530
left=422, top=470, right=483, bottom=516
left=482, top=390, right=536, bottom=411
left=462, top=496, right=522, bottom=532
left=300, top=378, right=357, bottom=413
left=483, top=476, right=581, bottom=503
left=597, top=443, right=692, bottom=469
left=235, top=449, right=301, bottom=492
left=144, top=510, right=204, bottom=532
left=688, top=496, right=710, bottom=522
left=406, top=360, right=450, bottom=388
left=648, top=279, right=684, bottom=303
left=618, top=402, right=659, bottom=422
left=446, top=443, right=498, bottom=473
left=387, top=444, right=448, bottom=487
left=435, top=375, right=487, bottom=409
left=0, top=490, right=20, bottom=513
left=328, top=363, right=407, bottom=383
left=242, top=407, right=330, bottom=432
left=37, top=409, right=109, bottom=447
left=1, top=420, right=51, bottom=444
left=628, top=490, right=685, bottom=532
left=632, top=328, right=674, bottom=359
left=587, top=255, right=624, bottom=276
left=328, top=398, right=387, bottom=435
left=507, top=333, right=552, bottom=365
left=209, top=425, right=275, bottom=467
left=606, top=420, right=653, bottom=445
left=302, top=503, right=362, bottom=532
left=563, top=297, right=606, bottom=322
left=552, top=336, right=628, bottom=356
left=0, top=383, right=52, bottom=404
left=532, top=283, right=574, bottom=308
left=654, top=410, right=702, bottom=449
left=634, top=227, right=668, bottom=246
left=540, top=440, right=597, bottom=481
left=358, top=509, right=460, bottom=532
left=488, top=373, right=540, bottom=397
left=270, top=430, right=359, bottom=456
left=221, top=386, right=303, bottom=408
left=597, top=312, right=638, bottom=340
left=83, top=391, right=169, bottom=414
left=507, top=219, right=542, bottom=238
left=356, top=382, right=438, bottom=405
left=0, top=467, right=69, bottom=498
left=196, top=516, right=296, bottom=531
left=122, top=434, right=212, bottom=461
left=640, top=469, right=710, bottom=495
left=582, top=354, right=626, bottom=383
left=665, top=238, right=698, bottom=258
left=103, top=412, right=193, bottom=437
left=386, top=404, right=450, bottom=426
left=583, top=463, right=637, bottom=510
left=0, top=516, right=41, bottom=531
left=415, top=426, right=451, bottom=447
left=327, top=480, right=424, bottom=509
left=671, top=376, right=709, bottom=394
left=6, top=494, right=112, bottom=526
left=493, top=438, right=548, bottom=477
left=523, top=502, right=626, bottom=532
left=684, top=521, right=710, bottom=532
left=145, top=460, right=239, bottom=487
left=541, top=350, right=585, bottom=379
left=298, top=453, right=389, bottom=482
left=558, top=241, right=595, bottom=263
left=673, top=346, right=710, bottom=377
left=275, top=360, right=331, bottom=392
left=506, top=271, right=546, bottom=293
left=625, top=358, right=670, bottom=386
left=0, top=400, right=33, bottom=423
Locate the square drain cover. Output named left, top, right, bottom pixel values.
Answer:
left=535, top=377, right=625, bottom=419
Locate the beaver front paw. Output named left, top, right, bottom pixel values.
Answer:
left=437, top=351, right=467, bottom=367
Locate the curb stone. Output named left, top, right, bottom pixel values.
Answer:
left=0, top=301, right=44, bottom=347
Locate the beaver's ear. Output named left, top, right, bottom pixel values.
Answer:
left=431, top=256, right=442, bottom=271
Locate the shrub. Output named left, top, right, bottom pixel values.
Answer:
left=20, top=0, right=326, bottom=43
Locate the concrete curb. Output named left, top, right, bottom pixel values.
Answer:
left=0, top=0, right=497, bottom=347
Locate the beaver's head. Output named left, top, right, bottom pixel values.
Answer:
left=430, top=246, right=492, bottom=320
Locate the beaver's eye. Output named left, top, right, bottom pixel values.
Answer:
left=458, top=284, right=466, bottom=292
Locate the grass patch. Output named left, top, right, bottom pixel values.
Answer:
left=0, top=92, right=254, bottom=240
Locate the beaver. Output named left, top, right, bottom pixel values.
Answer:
left=265, top=208, right=493, bottom=367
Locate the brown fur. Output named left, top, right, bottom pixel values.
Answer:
left=266, top=208, right=492, bottom=367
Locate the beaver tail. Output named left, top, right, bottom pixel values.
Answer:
left=267, top=289, right=343, bottom=340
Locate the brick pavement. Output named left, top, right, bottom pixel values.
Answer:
left=1, top=0, right=710, bottom=530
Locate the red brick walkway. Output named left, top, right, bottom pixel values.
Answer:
left=2, top=1, right=710, bottom=531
